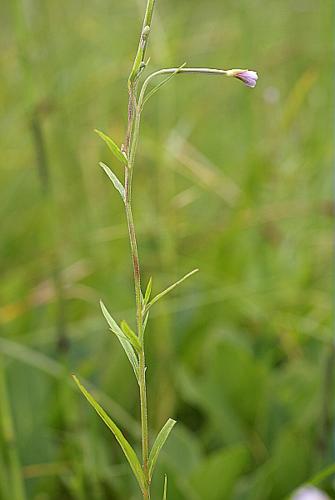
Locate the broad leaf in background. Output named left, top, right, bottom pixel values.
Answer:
left=72, top=376, right=146, bottom=494
left=176, top=338, right=267, bottom=443
left=233, top=460, right=273, bottom=500
left=190, top=445, right=250, bottom=500
left=270, top=428, right=312, bottom=498
left=155, top=425, right=203, bottom=500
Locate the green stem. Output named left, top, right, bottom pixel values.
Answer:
left=125, top=166, right=150, bottom=498
left=129, top=0, right=156, bottom=85
left=123, top=3, right=157, bottom=497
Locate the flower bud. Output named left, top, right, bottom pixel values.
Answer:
left=226, top=68, right=258, bottom=88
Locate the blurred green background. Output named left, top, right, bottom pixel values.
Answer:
left=0, top=0, right=333, bottom=499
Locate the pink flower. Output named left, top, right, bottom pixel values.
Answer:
left=226, top=69, right=258, bottom=88
left=292, top=486, right=329, bottom=500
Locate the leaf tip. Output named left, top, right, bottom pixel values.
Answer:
left=99, top=299, right=107, bottom=313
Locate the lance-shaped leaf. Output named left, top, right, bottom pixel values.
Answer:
left=149, top=418, right=176, bottom=479
left=143, top=277, right=152, bottom=306
left=143, top=312, right=149, bottom=333
left=145, top=269, right=199, bottom=313
left=162, top=475, right=168, bottom=500
left=72, top=376, right=145, bottom=494
left=100, top=162, right=125, bottom=202
left=100, top=300, right=139, bottom=380
left=95, top=129, right=128, bottom=165
left=121, top=320, right=142, bottom=353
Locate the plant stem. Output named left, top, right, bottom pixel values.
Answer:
left=124, top=3, right=157, bottom=498
left=125, top=141, right=150, bottom=499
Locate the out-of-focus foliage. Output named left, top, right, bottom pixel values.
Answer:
left=0, top=0, right=333, bottom=498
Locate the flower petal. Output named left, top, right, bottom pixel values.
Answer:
left=226, top=68, right=258, bottom=88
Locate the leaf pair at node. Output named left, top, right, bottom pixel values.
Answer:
left=95, top=129, right=127, bottom=165
left=95, top=129, right=127, bottom=202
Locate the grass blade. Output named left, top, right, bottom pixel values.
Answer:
left=95, top=129, right=128, bottom=165
left=163, top=475, right=168, bottom=500
left=99, top=162, right=125, bottom=202
left=100, top=300, right=139, bottom=380
left=0, top=358, right=26, bottom=500
left=0, top=337, right=141, bottom=437
left=145, top=269, right=199, bottom=312
left=121, top=320, right=142, bottom=353
left=72, top=376, right=145, bottom=494
left=149, top=418, right=176, bottom=479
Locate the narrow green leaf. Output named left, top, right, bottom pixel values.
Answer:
left=163, top=475, right=168, bottom=500
left=121, top=320, right=142, bottom=353
left=145, top=269, right=199, bottom=312
left=149, top=418, right=176, bottom=479
left=72, top=376, right=145, bottom=494
left=143, top=312, right=149, bottom=333
left=310, top=463, right=335, bottom=486
left=100, top=300, right=139, bottom=380
left=142, top=62, right=187, bottom=109
left=99, top=162, right=125, bottom=202
left=143, top=277, right=152, bottom=306
left=95, top=129, right=128, bottom=165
